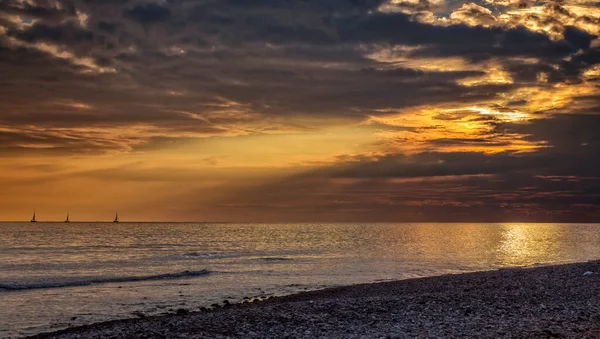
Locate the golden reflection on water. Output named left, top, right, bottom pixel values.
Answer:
left=371, top=223, right=595, bottom=269
left=497, top=223, right=564, bottom=266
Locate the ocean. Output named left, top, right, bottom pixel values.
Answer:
left=1, top=222, right=600, bottom=338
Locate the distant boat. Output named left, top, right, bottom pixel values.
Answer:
left=31, top=210, right=37, bottom=223
left=65, top=213, right=70, bottom=223
left=113, top=213, right=119, bottom=223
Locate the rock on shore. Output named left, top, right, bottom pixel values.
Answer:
left=29, top=260, right=600, bottom=338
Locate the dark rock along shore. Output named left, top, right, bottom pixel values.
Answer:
left=29, top=260, right=600, bottom=338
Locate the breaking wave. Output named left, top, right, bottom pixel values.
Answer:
left=0, top=269, right=209, bottom=291
left=177, top=252, right=227, bottom=258
left=259, top=257, right=294, bottom=261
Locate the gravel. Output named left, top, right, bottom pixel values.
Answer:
left=28, top=260, right=600, bottom=338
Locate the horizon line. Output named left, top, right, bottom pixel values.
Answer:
left=1, top=220, right=599, bottom=224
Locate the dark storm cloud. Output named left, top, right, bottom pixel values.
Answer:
left=0, top=0, right=77, bottom=23
left=501, top=60, right=562, bottom=83
left=563, top=26, right=595, bottom=49
left=0, top=0, right=595, bottom=131
left=501, top=114, right=600, bottom=155
left=124, top=3, right=171, bottom=25
left=559, top=47, right=600, bottom=80
left=312, top=152, right=539, bottom=179
left=0, top=5, right=515, bottom=132
left=210, top=147, right=600, bottom=221
left=8, top=21, right=95, bottom=44
left=97, top=21, right=117, bottom=33
left=202, top=171, right=600, bottom=222
left=405, top=25, right=584, bottom=62
left=1, top=0, right=594, bottom=59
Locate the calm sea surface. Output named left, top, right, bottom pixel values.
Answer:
left=1, top=222, right=600, bottom=338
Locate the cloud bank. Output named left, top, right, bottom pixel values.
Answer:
left=0, top=0, right=599, bottom=221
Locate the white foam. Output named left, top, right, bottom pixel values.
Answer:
left=0, top=269, right=209, bottom=290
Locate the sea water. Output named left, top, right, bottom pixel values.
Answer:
left=1, top=222, right=600, bottom=338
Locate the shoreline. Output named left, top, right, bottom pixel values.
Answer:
left=28, top=260, right=600, bottom=338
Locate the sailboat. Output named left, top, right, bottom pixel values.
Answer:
left=113, top=213, right=119, bottom=223
left=65, top=213, right=70, bottom=223
left=30, top=210, right=37, bottom=223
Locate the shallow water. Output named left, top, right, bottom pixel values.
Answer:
left=1, top=222, right=600, bottom=338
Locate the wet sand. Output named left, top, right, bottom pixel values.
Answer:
left=29, top=260, right=600, bottom=338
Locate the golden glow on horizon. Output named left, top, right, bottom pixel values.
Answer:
left=0, top=123, right=380, bottom=221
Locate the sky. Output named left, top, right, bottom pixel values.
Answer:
left=0, top=0, right=599, bottom=222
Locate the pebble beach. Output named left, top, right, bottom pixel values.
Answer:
left=28, top=260, right=600, bottom=338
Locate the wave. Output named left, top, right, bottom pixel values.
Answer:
left=177, top=252, right=226, bottom=258
left=0, top=269, right=209, bottom=291
left=260, top=257, right=293, bottom=261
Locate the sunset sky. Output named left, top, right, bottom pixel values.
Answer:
left=1, top=0, right=599, bottom=222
